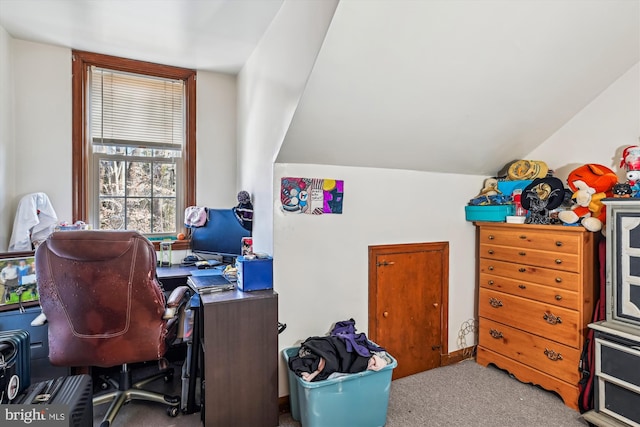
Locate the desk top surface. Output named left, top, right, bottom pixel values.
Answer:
left=199, top=288, right=277, bottom=304
left=156, top=265, right=195, bottom=279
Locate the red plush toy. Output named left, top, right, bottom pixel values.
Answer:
left=557, top=164, right=618, bottom=232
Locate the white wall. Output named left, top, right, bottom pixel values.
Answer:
left=528, top=62, right=640, bottom=183
left=12, top=40, right=72, bottom=224
left=237, top=0, right=338, bottom=256
left=0, top=26, right=14, bottom=252
left=2, top=39, right=238, bottom=250
left=273, top=164, right=484, bottom=395
left=195, top=71, right=239, bottom=208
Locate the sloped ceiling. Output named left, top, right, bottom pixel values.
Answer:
left=277, top=0, right=640, bottom=176
left=1, top=0, right=638, bottom=176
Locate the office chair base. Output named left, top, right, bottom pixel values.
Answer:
left=93, top=367, right=180, bottom=427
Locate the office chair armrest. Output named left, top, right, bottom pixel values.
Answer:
left=163, top=285, right=190, bottom=320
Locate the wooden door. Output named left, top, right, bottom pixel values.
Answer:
left=368, top=242, right=448, bottom=380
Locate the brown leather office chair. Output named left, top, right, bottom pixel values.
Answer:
left=35, top=230, right=190, bottom=427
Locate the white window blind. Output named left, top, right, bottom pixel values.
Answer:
left=90, top=67, right=184, bottom=150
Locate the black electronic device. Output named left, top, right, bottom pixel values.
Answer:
left=190, top=208, right=250, bottom=264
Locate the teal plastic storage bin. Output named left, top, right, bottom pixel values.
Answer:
left=496, top=179, right=533, bottom=196
left=464, top=204, right=514, bottom=222
left=283, top=346, right=397, bottom=427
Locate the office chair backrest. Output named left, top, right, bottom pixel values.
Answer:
left=36, top=230, right=168, bottom=368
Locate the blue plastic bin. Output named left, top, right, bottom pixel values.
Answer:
left=464, top=204, right=514, bottom=222
left=497, top=179, right=533, bottom=196
left=283, top=346, right=397, bottom=427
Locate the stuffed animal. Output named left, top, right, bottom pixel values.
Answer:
left=475, top=178, right=501, bottom=198
left=613, top=182, right=633, bottom=198
left=620, top=145, right=640, bottom=196
left=557, top=164, right=618, bottom=232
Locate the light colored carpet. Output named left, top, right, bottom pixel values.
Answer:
left=94, top=359, right=589, bottom=427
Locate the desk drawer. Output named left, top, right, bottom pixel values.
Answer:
left=479, top=288, right=579, bottom=347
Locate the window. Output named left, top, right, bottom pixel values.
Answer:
left=72, top=51, right=196, bottom=240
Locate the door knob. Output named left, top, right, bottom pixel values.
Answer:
left=383, top=311, right=389, bottom=318
left=433, top=303, right=439, bottom=308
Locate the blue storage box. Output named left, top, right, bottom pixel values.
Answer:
left=465, top=204, right=514, bottom=222
left=235, top=255, right=273, bottom=292
left=497, top=179, right=533, bottom=196
left=283, top=346, right=397, bottom=427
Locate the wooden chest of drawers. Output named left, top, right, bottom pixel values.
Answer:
left=475, top=222, right=599, bottom=410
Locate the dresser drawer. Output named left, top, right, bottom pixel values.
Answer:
left=479, top=288, right=580, bottom=347
left=479, top=243, right=579, bottom=272
left=595, top=336, right=640, bottom=389
left=479, top=227, right=580, bottom=254
left=594, top=335, right=640, bottom=425
left=479, top=318, right=581, bottom=384
left=479, top=273, right=579, bottom=310
left=479, top=258, right=580, bottom=291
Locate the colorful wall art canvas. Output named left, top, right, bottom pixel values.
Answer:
left=281, top=177, right=344, bottom=214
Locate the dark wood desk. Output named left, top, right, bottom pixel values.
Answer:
left=199, top=289, right=279, bottom=427
left=157, top=265, right=279, bottom=427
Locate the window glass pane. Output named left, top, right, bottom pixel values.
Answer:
left=154, top=148, right=181, bottom=159
left=126, top=161, right=152, bottom=197
left=99, top=198, right=125, bottom=230
left=153, top=163, right=176, bottom=197
left=126, top=198, right=152, bottom=233
left=153, top=198, right=177, bottom=234
left=95, top=145, right=127, bottom=155
left=99, top=160, right=125, bottom=196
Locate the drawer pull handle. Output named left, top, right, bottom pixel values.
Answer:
left=544, top=348, right=563, bottom=361
left=518, top=267, right=526, bottom=273
left=489, top=297, right=503, bottom=308
left=543, top=312, right=562, bottom=325
left=518, top=284, right=526, bottom=289
left=555, top=295, right=562, bottom=300
left=488, top=250, right=494, bottom=255
left=488, top=280, right=494, bottom=286
left=488, top=235, right=495, bottom=240
left=489, top=329, right=503, bottom=339
left=519, top=235, right=527, bottom=240
left=488, top=266, right=494, bottom=271
left=555, top=277, right=563, bottom=283
left=518, top=251, right=526, bottom=256
left=555, top=259, right=562, bottom=264
left=555, top=241, right=563, bottom=247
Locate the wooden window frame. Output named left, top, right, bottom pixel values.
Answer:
left=72, top=50, right=195, bottom=250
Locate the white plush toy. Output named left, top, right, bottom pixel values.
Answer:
left=557, top=180, right=601, bottom=232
